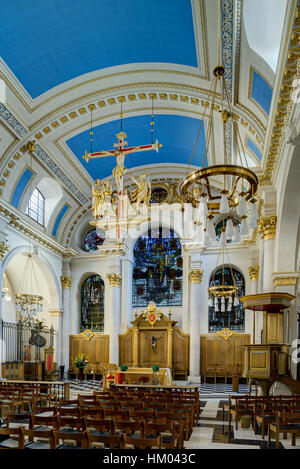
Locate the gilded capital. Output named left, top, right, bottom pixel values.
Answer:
left=258, top=216, right=277, bottom=240
left=189, top=269, right=203, bottom=283
left=0, top=241, right=9, bottom=259
left=248, top=266, right=259, bottom=281
left=61, top=275, right=72, bottom=289
left=107, top=273, right=122, bottom=286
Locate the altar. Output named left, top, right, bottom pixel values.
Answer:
left=104, top=366, right=172, bottom=388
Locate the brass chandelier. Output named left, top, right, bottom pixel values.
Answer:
left=180, top=0, right=259, bottom=310
left=15, top=143, right=43, bottom=317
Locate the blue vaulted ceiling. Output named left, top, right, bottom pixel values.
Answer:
left=66, top=114, right=206, bottom=181
left=0, top=0, right=197, bottom=98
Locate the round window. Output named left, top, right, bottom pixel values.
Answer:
left=83, top=228, right=105, bottom=252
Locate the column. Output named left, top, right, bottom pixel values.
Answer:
left=61, top=273, right=72, bottom=372
left=107, top=273, right=121, bottom=365
left=49, top=309, right=63, bottom=369
left=188, top=268, right=203, bottom=383
left=248, top=266, right=259, bottom=343
left=0, top=237, right=9, bottom=378
left=258, top=216, right=277, bottom=292
left=167, top=328, right=173, bottom=370
left=132, top=327, right=139, bottom=367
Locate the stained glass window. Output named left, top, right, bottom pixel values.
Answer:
left=81, top=275, right=104, bottom=332
left=208, top=267, right=245, bottom=332
left=132, top=228, right=183, bottom=307
left=83, top=228, right=105, bottom=252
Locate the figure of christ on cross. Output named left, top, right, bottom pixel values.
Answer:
left=83, top=131, right=162, bottom=230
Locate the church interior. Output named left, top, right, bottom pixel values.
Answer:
left=0, top=0, right=300, bottom=451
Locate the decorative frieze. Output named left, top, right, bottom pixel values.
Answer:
left=258, top=216, right=277, bottom=240
left=248, top=266, right=259, bottom=281
left=61, top=276, right=72, bottom=289
left=188, top=269, right=203, bottom=283
left=107, top=273, right=122, bottom=287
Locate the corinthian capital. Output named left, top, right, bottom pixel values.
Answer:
left=258, top=216, right=277, bottom=240
left=248, top=266, right=259, bottom=281
left=61, top=276, right=72, bottom=289
left=0, top=241, right=9, bottom=259
left=107, top=273, right=122, bottom=286
left=188, top=269, right=203, bottom=283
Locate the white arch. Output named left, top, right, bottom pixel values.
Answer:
left=2, top=245, right=62, bottom=310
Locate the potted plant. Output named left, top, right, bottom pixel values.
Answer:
left=152, top=364, right=160, bottom=385
left=118, top=364, right=128, bottom=384
left=74, top=353, right=89, bottom=381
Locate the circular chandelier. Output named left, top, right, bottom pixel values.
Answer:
left=207, top=226, right=240, bottom=313
left=180, top=0, right=259, bottom=312
left=15, top=253, right=43, bottom=317
left=180, top=65, right=259, bottom=245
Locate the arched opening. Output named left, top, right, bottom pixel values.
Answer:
left=26, top=188, right=45, bottom=226
left=132, top=227, right=183, bottom=307
left=80, top=275, right=105, bottom=332
left=208, top=266, right=245, bottom=332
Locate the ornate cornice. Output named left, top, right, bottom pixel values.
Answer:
left=107, top=273, right=122, bottom=287
left=0, top=241, right=10, bottom=259
left=188, top=269, right=204, bottom=283
left=248, top=266, right=259, bottom=281
left=273, top=271, right=300, bottom=287
left=258, top=216, right=277, bottom=240
left=263, top=2, right=300, bottom=183
left=61, top=276, right=72, bottom=289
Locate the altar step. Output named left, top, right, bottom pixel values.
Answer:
left=67, top=379, right=250, bottom=397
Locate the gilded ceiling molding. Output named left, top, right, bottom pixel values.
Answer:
left=248, top=266, right=259, bottom=281
left=263, top=1, right=299, bottom=184
left=257, top=215, right=277, bottom=240
left=107, top=273, right=122, bottom=287
left=61, top=276, right=72, bottom=289
left=188, top=269, right=204, bottom=283
left=29, top=82, right=221, bottom=132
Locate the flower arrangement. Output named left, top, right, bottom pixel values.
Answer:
left=152, top=364, right=159, bottom=372
left=74, top=353, right=89, bottom=369
left=120, top=364, right=128, bottom=372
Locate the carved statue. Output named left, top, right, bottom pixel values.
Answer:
left=129, top=172, right=151, bottom=213
left=92, top=179, right=103, bottom=219
left=112, top=151, right=127, bottom=195
left=92, top=179, right=115, bottom=219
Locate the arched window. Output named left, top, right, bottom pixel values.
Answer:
left=81, top=275, right=105, bottom=332
left=132, top=227, right=183, bottom=307
left=26, top=188, right=44, bottom=225
left=208, top=267, right=245, bottom=332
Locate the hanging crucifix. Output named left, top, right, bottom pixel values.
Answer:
left=83, top=101, right=162, bottom=237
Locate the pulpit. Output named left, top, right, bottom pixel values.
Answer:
left=240, top=292, right=295, bottom=395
